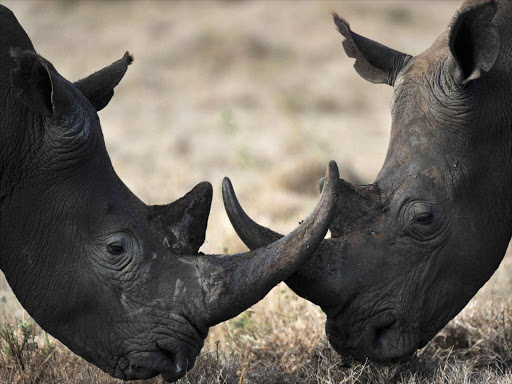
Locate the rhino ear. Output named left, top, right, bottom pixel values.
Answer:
left=448, top=0, right=499, bottom=84
left=74, top=52, right=133, bottom=112
left=11, top=50, right=53, bottom=116
left=333, top=13, right=412, bottom=86
left=11, top=50, right=73, bottom=117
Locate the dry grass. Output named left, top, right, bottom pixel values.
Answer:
left=2, top=0, right=512, bottom=383
left=2, top=282, right=512, bottom=384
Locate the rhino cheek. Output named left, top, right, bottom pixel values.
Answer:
left=284, top=239, right=348, bottom=307
left=47, top=250, right=205, bottom=382
left=324, top=295, right=422, bottom=363
left=304, top=230, right=435, bottom=362
left=290, top=227, right=396, bottom=308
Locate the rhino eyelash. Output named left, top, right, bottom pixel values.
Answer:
left=416, top=213, right=433, bottom=225
left=107, top=243, right=125, bottom=255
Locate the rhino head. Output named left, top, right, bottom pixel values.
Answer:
left=0, top=5, right=338, bottom=381
left=223, top=0, right=512, bottom=362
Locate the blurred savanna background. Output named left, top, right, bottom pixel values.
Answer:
left=1, top=1, right=512, bottom=383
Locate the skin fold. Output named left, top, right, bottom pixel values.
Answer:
left=0, top=5, right=340, bottom=382
left=223, top=0, right=512, bottom=363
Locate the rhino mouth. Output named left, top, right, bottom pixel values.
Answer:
left=326, top=312, right=421, bottom=363
left=125, top=347, right=189, bottom=381
left=124, top=339, right=201, bottom=382
left=117, top=312, right=207, bottom=382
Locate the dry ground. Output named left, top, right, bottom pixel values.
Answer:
left=1, top=1, right=511, bottom=383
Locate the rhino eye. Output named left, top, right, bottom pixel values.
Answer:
left=107, top=243, right=125, bottom=255
left=416, top=213, right=433, bottom=225
left=402, top=201, right=448, bottom=242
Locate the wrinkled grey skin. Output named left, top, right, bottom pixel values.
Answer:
left=223, top=0, right=512, bottom=363
left=0, top=6, right=339, bottom=382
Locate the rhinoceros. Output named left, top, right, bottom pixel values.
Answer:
left=0, top=5, right=339, bottom=382
left=223, top=0, right=512, bottom=363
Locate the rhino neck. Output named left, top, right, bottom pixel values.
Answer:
left=0, top=5, right=41, bottom=267
left=496, top=1, right=512, bottom=222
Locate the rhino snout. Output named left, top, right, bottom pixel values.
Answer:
left=326, top=312, right=421, bottom=363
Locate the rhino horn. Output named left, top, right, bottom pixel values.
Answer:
left=200, top=161, right=339, bottom=326
left=223, top=162, right=377, bottom=251
left=147, top=181, right=213, bottom=255
left=327, top=179, right=382, bottom=238
left=222, top=175, right=284, bottom=249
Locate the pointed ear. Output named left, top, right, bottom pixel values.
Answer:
left=74, top=52, right=133, bottom=112
left=448, top=0, right=500, bottom=84
left=11, top=50, right=74, bottom=117
left=10, top=50, right=54, bottom=116
left=333, top=13, right=412, bottom=86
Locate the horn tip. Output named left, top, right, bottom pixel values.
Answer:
left=327, top=160, right=339, bottom=180
left=222, top=177, right=234, bottom=194
left=191, top=181, right=213, bottom=203
left=197, top=180, right=213, bottom=192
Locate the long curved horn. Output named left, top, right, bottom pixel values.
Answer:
left=224, top=167, right=382, bottom=246
left=221, top=177, right=283, bottom=249
left=199, top=161, right=339, bottom=326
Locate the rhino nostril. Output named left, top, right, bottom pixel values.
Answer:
left=373, top=318, right=397, bottom=349
left=156, top=341, right=189, bottom=381
left=159, top=357, right=186, bottom=382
